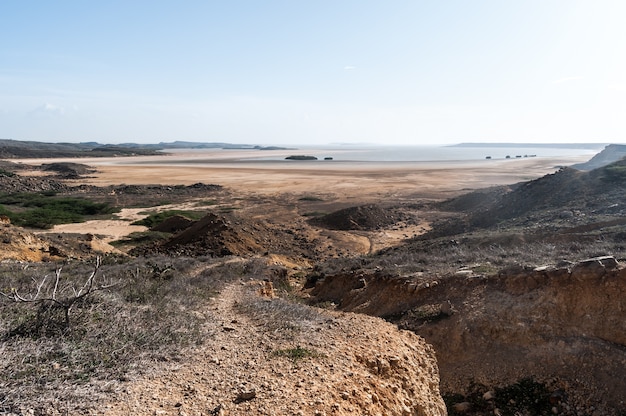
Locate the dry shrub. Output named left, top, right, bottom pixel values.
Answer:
left=0, top=255, right=250, bottom=413
left=235, top=284, right=326, bottom=333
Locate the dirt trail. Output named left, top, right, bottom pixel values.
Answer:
left=105, top=275, right=446, bottom=416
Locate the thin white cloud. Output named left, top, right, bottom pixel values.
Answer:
left=343, top=65, right=357, bottom=71
left=552, top=76, right=583, bottom=84
left=30, top=103, right=66, bottom=117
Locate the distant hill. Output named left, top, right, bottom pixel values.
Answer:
left=0, top=139, right=281, bottom=158
left=438, top=157, right=626, bottom=230
left=0, top=139, right=161, bottom=158
left=571, top=144, right=626, bottom=171
left=118, top=141, right=259, bottom=150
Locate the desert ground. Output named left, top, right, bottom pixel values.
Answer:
left=16, top=152, right=591, bottom=248
left=4, top=150, right=626, bottom=415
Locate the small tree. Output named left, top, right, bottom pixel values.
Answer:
left=1, top=257, right=118, bottom=335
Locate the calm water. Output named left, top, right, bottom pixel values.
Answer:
left=250, top=144, right=605, bottom=162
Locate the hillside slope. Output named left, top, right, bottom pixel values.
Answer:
left=571, top=144, right=626, bottom=170
left=436, top=157, right=626, bottom=231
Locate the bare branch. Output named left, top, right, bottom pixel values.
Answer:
left=0, top=257, right=118, bottom=332
left=52, top=268, right=61, bottom=300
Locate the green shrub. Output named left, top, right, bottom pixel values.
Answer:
left=0, top=193, right=117, bottom=229
left=603, top=164, right=626, bottom=182
left=132, top=210, right=205, bottom=227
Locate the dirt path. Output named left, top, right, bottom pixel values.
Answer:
left=104, top=274, right=446, bottom=415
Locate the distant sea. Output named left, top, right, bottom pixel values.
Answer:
left=246, top=143, right=606, bottom=162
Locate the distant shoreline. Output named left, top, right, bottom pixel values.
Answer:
left=449, top=142, right=609, bottom=149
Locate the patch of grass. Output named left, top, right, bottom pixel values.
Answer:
left=236, top=284, right=326, bottom=333
left=131, top=210, right=205, bottom=227
left=471, top=263, right=498, bottom=275
left=0, top=168, right=16, bottom=177
left=603, top=164, right=626, bottom=182
left=0, top=192, right=118, bottom=229
left=272, top=346, right=323, bottom=362
left=194, top=199, right=218, bottom=207
left=219, top=206, right=238, bottom=213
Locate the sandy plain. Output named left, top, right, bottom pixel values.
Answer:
left=18, top=149, right=591, bottom=199
left=20, top=150, right=591, bottom=248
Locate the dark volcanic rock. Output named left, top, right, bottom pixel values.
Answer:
left=132, top=213, right=262, bottom=257
left=0, top=174, right=69, bottom=193
left=285, top=155, right=317, bottom=160
left=150, top=215, right=194, bottom=233
left=41, top=162, right=96, bottom=179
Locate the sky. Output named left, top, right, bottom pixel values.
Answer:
left=1, top=1, right=625, bottom=146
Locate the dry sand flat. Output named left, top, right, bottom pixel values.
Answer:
left=19, top=151, right=592, bottom=198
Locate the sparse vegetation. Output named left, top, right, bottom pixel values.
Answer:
left=194, top=199, right=218, bottom=206
left=236, top=282, right=326, bottom=333
left=444, top=378, right=552, bottom=416
left=272, top=346, right=323, bottom=362
left=0, top=168, right=16, bottom=177
left=0, top=255, right=253, bottom=411
left=218, top=206, right=239, bottom=212
left=603, top=164, right=626, bottom=181
left=312, top=231, right=626, bottom=278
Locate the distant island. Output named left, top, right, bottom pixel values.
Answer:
left=285, top=155, right=318, bottom=160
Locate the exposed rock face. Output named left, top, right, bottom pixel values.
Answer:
left=308, top=256, right=626, bottom=412
left=0, top=224, right=119, bottom=261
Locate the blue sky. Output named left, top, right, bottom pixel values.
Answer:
left=1, top=1, right=625, bottom=145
